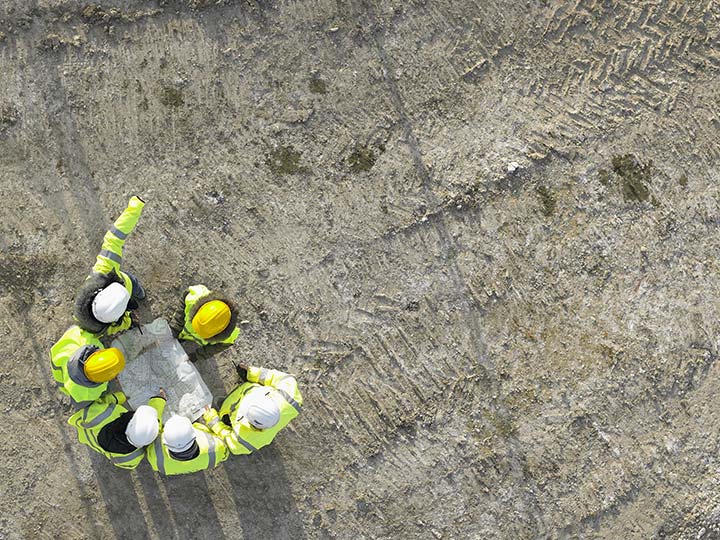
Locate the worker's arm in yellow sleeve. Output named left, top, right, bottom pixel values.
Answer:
left=105, top=313, right=133, bottom=336
left=96, top=391, right=127, bottom=405
left=247, top=366, right=303, bottom=409
left=92, top=196, right=146, bottom=275
left=203, top=408, right=253, bottom=455
left=194, top=423, right=230, bottom=464
left=148, top=395, right=167, bottom=431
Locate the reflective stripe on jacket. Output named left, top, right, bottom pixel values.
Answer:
left=177, top=284, right=240, bottom=345
left=146, top=424, right=228, bottom=476
left=50, top=326, right=106, bottom=408
left=67, top=393, right=148, bottom=470
left=92, top=196, right=145, bottom=282
left=206, top=367, right=302, bottom=456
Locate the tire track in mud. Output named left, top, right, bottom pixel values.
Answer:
left=378, top=0, right=720, bottom=163
left=301, top=163, right=541, bottom=280
left=523, top=0, right=720, bottom=157
left=540, top=0, right=718, bottom=90
left=250, top=218, right=509, bottom=535
left=359, top=0, right=547, bottom=532
left=363, top=3, right=491, bottom=371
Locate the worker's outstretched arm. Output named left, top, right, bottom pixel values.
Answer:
left=203, top=408, right=253, bottom=455
left=92, top=196, right=145, bottom=276
left=148, top=394, right=167, bottom=431
left=247, top=366, right=303, bottom=410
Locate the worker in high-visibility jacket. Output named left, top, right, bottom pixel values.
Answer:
left=203, top=365, right=302, bottom=455
left=146, top=414, right=228, bottom=475
left=73, top=196, right=146, bottom=337
left=177, top=284, right=240, bottom=346
left=68, top=390, right=165, bottom=470
left=50, top=325, right=125, bottom=408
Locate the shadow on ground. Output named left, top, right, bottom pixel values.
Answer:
left=223, top=446, right=307, bottom=540
left=88, top=445, right=306, bottom=540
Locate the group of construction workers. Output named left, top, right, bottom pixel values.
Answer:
left=49, top=196, right=303, bottom=475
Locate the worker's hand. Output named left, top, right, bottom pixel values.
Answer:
left=105, top=314, right=132, bottom=336
left=155, top=388, right=167, bottom=400
left=234, top=362, right=248, bottom=382
left=203, top=407, right=219, bottom=424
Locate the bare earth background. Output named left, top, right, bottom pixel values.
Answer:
left=1, top=1, right=720, bottom=539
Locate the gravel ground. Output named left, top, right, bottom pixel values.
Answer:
left=1, top=1, right=720, bottom=539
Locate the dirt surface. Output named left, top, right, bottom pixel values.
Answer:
left=1, top=1, right=719, bottom=539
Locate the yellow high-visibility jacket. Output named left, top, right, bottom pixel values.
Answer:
left=49, top=325, right=106, bottom=408
left=177, top=284, right=240, bottom=346
left=73, top=196, right=145, bottom=336
left=203, top=366, right=302, bottom=455
left=145, top=423, right=229, bottom=476
left=68, top=394, right=165, bottom=470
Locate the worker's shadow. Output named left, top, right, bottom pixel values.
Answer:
left=139, top=465, right=228, bottom=539
left=224, top=446, right=308, bottom=540
left=90, top=443, right=306, bottom=540
left=191, top=351, right=308, bottom=540
left=89, top=454, right=227, bottom=539
left=88, top=454, right=155, bottom=539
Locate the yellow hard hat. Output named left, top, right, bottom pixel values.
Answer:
left=84, top=347, right=125, bottom=383
left=192, top=300, right=232, bottom=339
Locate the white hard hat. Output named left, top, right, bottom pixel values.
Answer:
left=237, top=387, right=280, bottom=430
left=162, top=415, right=196, bottom=452
left=92, top=282, right=131, bottom=323
left=125, top=405, right=159, bottom=448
